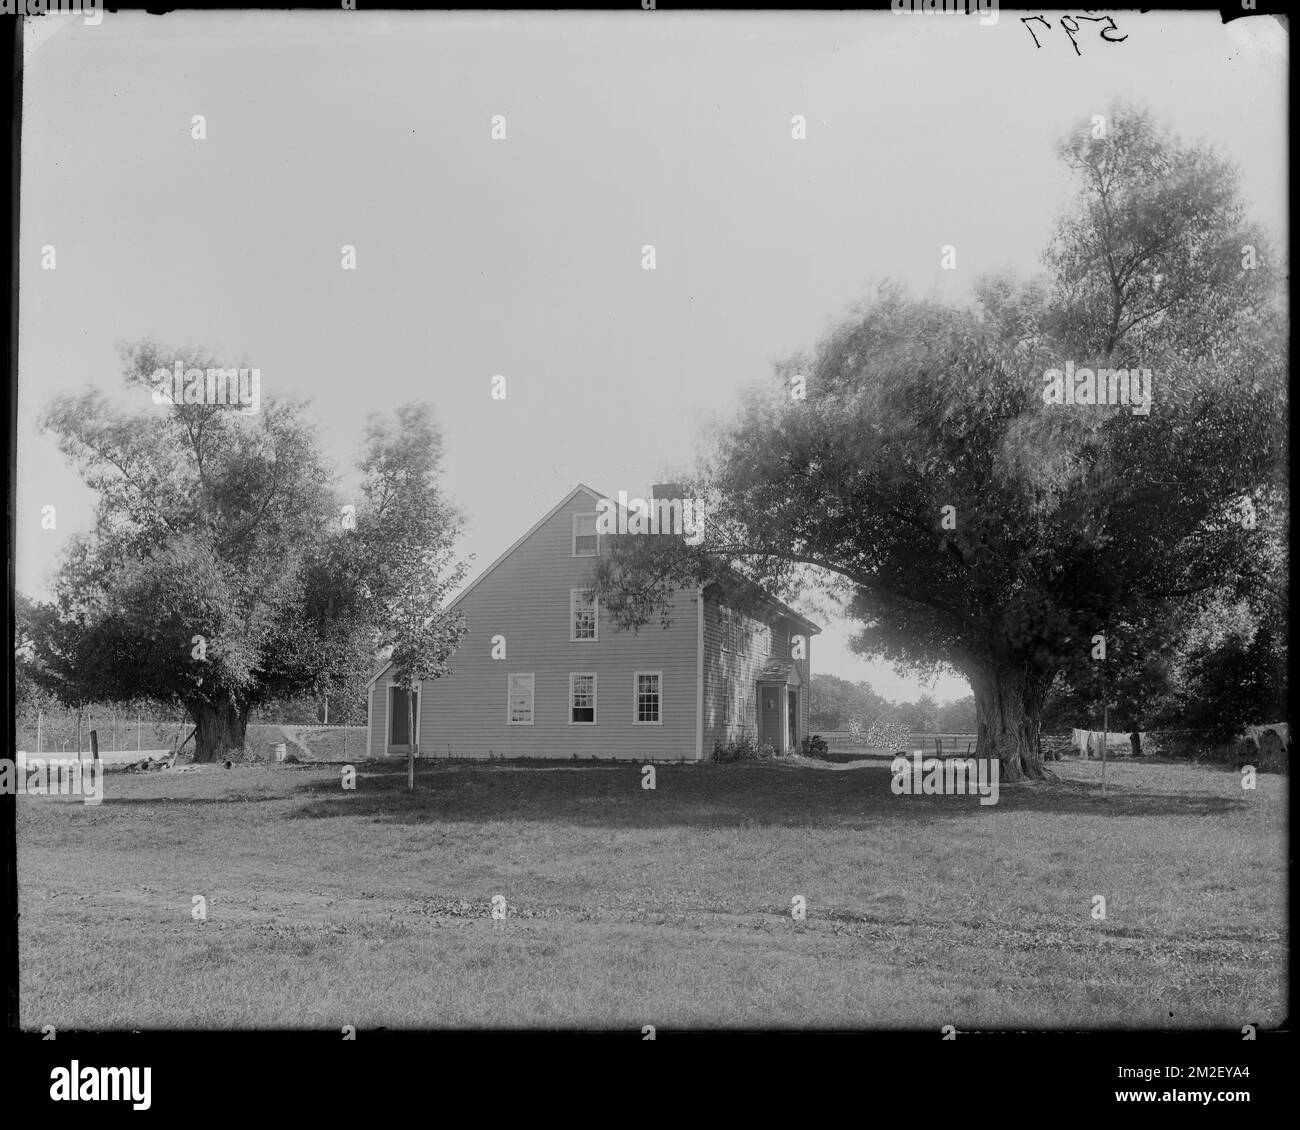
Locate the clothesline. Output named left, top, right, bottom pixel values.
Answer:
left=1070, top=728, right=1146, bottom=757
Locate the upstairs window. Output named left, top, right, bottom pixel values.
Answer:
left=573, top=513, right=599, bottom=557
left=571, top=589, right=598, bottom=641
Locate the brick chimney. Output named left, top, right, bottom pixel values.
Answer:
left=648, top=483, right=691, bottom=538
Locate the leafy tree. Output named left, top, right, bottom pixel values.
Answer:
left=1042, top=614, right=1181, bottom=746
left=1173, top=494, right=1289, bottom=738
left=594, top=101, right=1285, bottom=782
left=1170, top=583, right=1288, bottom=741
left=1044, top=485, right=1287, bottom=744
left=29, top=343, right=466, bottom=762
left=14, top=592, right=45, bottom=713
left=935, top=696, right=978, bottom=733
left=898, top=693, right=941, bottom=735
left=358, top=405, right=470, bottom=788
left=808, top=673, right=891, bottom=730
left=1180, top=621, right=1286, bottom=741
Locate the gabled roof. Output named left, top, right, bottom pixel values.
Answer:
left=707, top=567, right=823, bottom=636
left=755, top=657, right=803, bottom=686
left=437, top=482, right=607, bottom=620
left=366, top=484, right=605, bottom=689
left=365, top=482, right=821, bottom=688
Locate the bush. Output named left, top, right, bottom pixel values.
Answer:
left=1148, top=732, right=1288, bottom=771
left=800, top=734, right=830, bottom=758
left=712, top=735, right=758, bottom=763
left=711, top=736, right=789, bottom=762
left=1255, top=728, right=1290, bottom=773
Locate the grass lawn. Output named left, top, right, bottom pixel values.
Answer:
left=17, top=755, right=1286, bottom=1030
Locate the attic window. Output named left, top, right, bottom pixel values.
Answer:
left=573, top=513, right=599, bottom=556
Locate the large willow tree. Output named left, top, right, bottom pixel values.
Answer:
left=593, top=102, right=1286, bottom=781
left=30, top=343, right=467, bottom=762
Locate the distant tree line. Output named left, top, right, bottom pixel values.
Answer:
left=808, top=673, right=977, bottom=734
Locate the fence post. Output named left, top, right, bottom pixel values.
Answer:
left=1101, top=690, right=1108, bottom=800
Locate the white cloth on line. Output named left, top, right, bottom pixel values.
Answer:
left=1071, top=728, right=1145, bottom=757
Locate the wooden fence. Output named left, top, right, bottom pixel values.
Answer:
left=816, top=730, right=1139, bottom=760
left=816, top=730, right=981, bottom=754
left=17, top=711, right=371, bottom=761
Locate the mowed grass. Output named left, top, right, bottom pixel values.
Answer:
left=18, top=756, right=1286, bottom=1030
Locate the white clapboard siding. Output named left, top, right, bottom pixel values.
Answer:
left=370, top=486, right=699, bottom=760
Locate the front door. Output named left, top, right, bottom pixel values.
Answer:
left=788, top=689, right=797, bottom=750
left=390, top=686, right=418, bottom=749
left=759, top=684, right=782, bottom=749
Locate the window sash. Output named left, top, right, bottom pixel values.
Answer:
left=571, top=589, right=598, bottom=640
left=507, top=673, right=534, bottom=725
left=570, top=673, right=597, bottom=724
left=573, top=513, right=599, bottom=556
left=634, top=672, right=661, bottom=724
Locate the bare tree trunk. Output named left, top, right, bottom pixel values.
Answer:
left=1102, top=692, right=1108, bottom=798
left=969, top=661, right=1055, bottom=783
left=189, top=696, right=249, bottom=763
left=407, top=690, right=416, bottom=790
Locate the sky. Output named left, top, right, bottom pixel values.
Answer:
left=16, top=9, right=1287, bottom=704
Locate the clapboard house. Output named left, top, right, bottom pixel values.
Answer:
left=365, top=484, right=820, bottom=761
